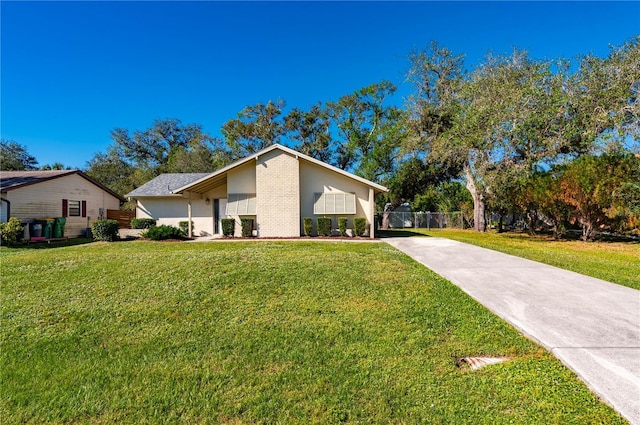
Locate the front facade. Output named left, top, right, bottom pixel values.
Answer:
left=0, top=170, right=124, bottom=237
left=127, top=144, right=387, bottom=238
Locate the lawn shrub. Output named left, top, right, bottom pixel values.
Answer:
left=354, top=217, right=367, bottom=237
left=241, top=218, right=254, bottom=237
left=338, top=217, right=348, bottom=237
left=179, top=221, right=194, bottom=234
left=317, top=217, right=332, bottom=236
left=130, top=218, right=156, bottom=229
left=142, top=225, right=185, bottom=240
left=91, top=220, right=120, bottom=242
left=221, top=218, right=235, bottom=237
left=303, top=217, right=314, bottom=236
left=0, top=217, right=24, bottom=246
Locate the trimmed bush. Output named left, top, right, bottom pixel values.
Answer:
left=241, top=218, right=254, bottom=237
left=221, top=218, right=235, bottom=237
left=303, top=217, right=314, bottom=236
left=142, top=225, right=185, bottom=241
left=317, top=217, right=332, bottom=237
left=0, top=217, right=24, bottom=246
left=91, top=219, right=120, bottom=242
left=130, top=218, right=156, bottom=229
left=354, top=217, right=367, bottom=237
left=338, top=217, right=348, bottom=237
left=179, top=220, right=194, bottom=234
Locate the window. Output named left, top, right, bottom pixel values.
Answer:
left=62, top=199, right=86, bottom=217
left=314, top=192, right=356, bottom=215
left=226, top=193, right=257, bottom=215
left=68, top=200, right=81, bottom=216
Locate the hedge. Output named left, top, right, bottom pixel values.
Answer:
left=338, top=217, right=348, bottom=237
left=130, top=218, right=156, bottom=229
left=317, top=217, right=332, bottom=237
left=354, top=217, right=367, bottom=237
left=241, top=218, right=254, bottom=237
left=303, top=217, right=314, bottom=236
left=0, top=217, right=24, bottom=246
left=91, top=220, right=120, bottom=242
left=221, top=218, right=235, bottom=237
left=143, top=225, right=185, bottom=240
left=179, top=221, right=194, bottom=234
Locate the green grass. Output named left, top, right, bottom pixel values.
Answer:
left=395, top=229, right=640, bottom=290
left=1, top=241, right=627, bottom=424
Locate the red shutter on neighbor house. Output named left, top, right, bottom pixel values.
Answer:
left=62, top=199, right=68, bottom=217
left=81, top=201, right=87, bottom=217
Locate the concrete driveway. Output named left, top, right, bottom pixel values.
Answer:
left=385, top=236, right=640, bottom=424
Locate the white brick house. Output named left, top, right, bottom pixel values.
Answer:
left=126, top=144, right=388, bottom=238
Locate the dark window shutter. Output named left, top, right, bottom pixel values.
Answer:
left=62, top=199, right=68, bottom=217
left=81, top=201, right=87, bottom=217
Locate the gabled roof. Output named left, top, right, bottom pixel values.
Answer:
left=125, top=173, right=211, bottom=198
left=0, top=170, right=125, bottom=201
left=172, top=144, right=389, bottom=195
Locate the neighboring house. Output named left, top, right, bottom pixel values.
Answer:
left=0, top=170, right=125, bottom=237
left=126, top=144, right=388, bottom=238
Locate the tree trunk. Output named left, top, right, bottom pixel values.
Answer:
left=465, top=165, right=486, bottom=232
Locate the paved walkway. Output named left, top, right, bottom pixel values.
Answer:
left=385, top=236, right=640, bottom=424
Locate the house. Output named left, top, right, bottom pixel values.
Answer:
left=0, top=170, right=125, bottom=237
left=126, top=144, right=388, bottom=238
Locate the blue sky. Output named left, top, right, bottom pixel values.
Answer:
left=2, top=1, right=639, bottom=169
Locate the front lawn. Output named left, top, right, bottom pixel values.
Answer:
left=402, top=229, right=640, bottom=290
left=1, top=241, right=626, bottom=423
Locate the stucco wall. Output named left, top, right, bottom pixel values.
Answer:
left=256, top=149, right=300, bottom=237
left=225, top=162, right=256, bottom=235
left=4, top=173, right=121, bottom=237
left=299, top=160, right=373, bottom=235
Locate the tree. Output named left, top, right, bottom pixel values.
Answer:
left=559, top=152, right=640, bottom=241
left=0, top=139, right=38, bottom=171
left=283, top=103, right=333, bottom=163
left=406, top=43, right=576, bottom=231
left=328, top=81, right=406, bottom=181
left=565, top=36, right=640, bottom=154
left=40, top=162, right=71, bottom=170
left=221, top=100, right=287, bottom=160
left=110, top=118, right=219, bottom=173
left=165, top=137, right=231, bottom=173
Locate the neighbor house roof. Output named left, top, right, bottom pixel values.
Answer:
left=125, top=173, right=211, bottom=198
left=172, top=144, right=389, bottom=195
left=0, top=170, right=125, bottom=201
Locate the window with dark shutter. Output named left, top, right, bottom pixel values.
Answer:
left=81, top=201, right=87, bottom=217
left=62, top=199, right=68, bottom=217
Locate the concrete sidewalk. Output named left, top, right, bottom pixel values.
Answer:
left=385, top=236, right=640, bottom=424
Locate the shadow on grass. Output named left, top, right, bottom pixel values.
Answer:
left=376, top=229, right=429, bottom=238
left=10, top=238, right=96, bottom=250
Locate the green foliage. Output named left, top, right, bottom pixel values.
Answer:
left=142, top=225, right=185, bottom=241
left=338, top=217, right=348, bottom=236
left=316, top=217, right=332, bottom=236
left=1, top=242, right=624, bottom=423
left=91, top=220, right=120, bottom=242
left=0, top=217, right=24, bottom=246
left=241, top=218, right=254, bottom=237
left=303, top=217, right=314, bottom=236
left=354, top=217, right=367, bottom=237
left=416, top=228, right=640, bottom=290
left=0, top=139, right=38, bottom=170
left=130, top=218, right=156, bottom=229
left=178, top=220, right=194, bottom=234
left=221, top=218, right=235, bottom=237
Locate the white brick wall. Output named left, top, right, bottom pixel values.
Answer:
left=256, top=150, right=300, bottom=237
